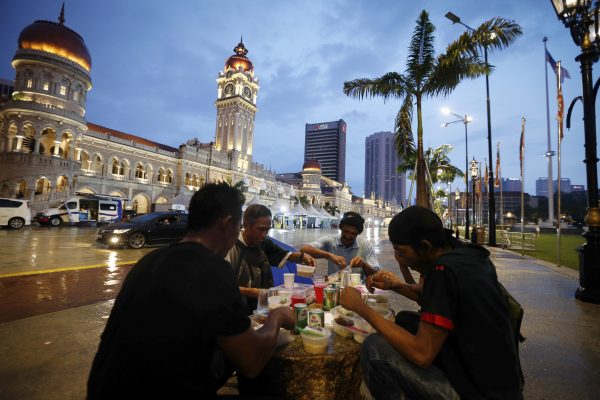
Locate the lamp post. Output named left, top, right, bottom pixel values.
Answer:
left=455, top=188, right=461, bottom=238
left=470, top=158, right=479, bottom=241
left=446, top=11, right=497, bottom=246
left=442, top=108, right=472, bottom=239
left=551, top=0, right=600, bottom=303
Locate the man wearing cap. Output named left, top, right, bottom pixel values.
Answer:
left=340, top=206, right=523, bottom=400
left=300, top=211, right=380, bottom=279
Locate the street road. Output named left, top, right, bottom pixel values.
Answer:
left=0, top=226, right=405, bottom=323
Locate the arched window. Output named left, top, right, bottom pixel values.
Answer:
left=166, top=170, right=173, bottom=184
left=158, top=168, right=166, bottom=183
left=135, top=163, right=145, bottom=179
left=92, top=154, right=103, bottom=173
left=192, top=174, right=199, bottom=187
left=112, top=158, right=120, bottom=175
left=185, top=172, right=191, bottom=186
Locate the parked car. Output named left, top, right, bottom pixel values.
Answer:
left=0, top=198, right=31, bottom=229
left=96, top=211, right=188, bottom=249
left=35, top=193, right=125, bottom=227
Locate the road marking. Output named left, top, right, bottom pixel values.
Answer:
left=0, top=261, right=136, bottom=279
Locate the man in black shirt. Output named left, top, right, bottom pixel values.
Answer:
left=341, top=206, right=522, bottom=400
left=87, top=183, right=294, bottom=399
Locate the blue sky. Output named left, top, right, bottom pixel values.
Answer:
left=0, top=0, right=589, bottom=196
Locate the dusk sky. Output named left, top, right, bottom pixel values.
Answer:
left=0, top=0, right=590, bottom=197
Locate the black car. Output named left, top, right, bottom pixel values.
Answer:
left=96, top=212, right=188, bottom=249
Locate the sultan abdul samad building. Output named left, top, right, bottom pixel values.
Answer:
left=0, top=8, right=396, bottom=221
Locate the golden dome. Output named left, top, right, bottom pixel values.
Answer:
left=303, top=159, right=322, bottom=172
left=18, top=8, right=91, bottom=72
left=225, top=39, right=253, bottom=73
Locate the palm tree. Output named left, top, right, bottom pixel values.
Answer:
left=344, top=10, right=521, bottom=207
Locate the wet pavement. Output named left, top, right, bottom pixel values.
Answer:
left=0, top=227, right=599, bottom=399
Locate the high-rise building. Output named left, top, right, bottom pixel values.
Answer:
left=0, top=79, right=14, bottom=105
left=492, top=178, right=522, bottom=192
left=364, top=131, right=406, bottom=204
left=304, top=120, right=346, bottom=183
left=536, top=178, right=572, bottom=196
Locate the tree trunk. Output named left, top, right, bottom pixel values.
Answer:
left=415, top=95, right=429, bottom=207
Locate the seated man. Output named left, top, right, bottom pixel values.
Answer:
left=87, top=183, right=295, bottom=399
left=300, top=211, right=379, bottom=279
left=227, top=204, right=315, bottom=315
left=341, top=206, right=523, bottom=400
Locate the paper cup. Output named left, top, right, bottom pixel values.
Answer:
left=350, top=273, right=361, bottom=287
left=283, top=273, right=295, bottom=288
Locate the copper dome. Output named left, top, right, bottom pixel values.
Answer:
left=225, top=39, right=253, bottom=73
left=303, top=159, right=322, bottom=171
left=18, top=19, right=92, bottom=71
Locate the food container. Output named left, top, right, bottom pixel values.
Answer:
left=300, top=327, right=331, bottom=354
left=268, top=295, right=291, bottom=310
left=296, top=264, right=316, bottom=277
left=331, top=319, right=353, bottom=338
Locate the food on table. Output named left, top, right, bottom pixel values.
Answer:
left=334, top=316, right=354, bottom=327
left=300, top=327, right=331, bottom=354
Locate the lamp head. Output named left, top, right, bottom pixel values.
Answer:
left=441, top=107, right=451, bottom=115
left=445, top=11, right=461, bottom=24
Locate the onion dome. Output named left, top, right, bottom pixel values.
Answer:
left=303, top=159, right=322, bottom=172
left=18, top=5, right=92, bottom=71
left=225, top=37, right=253, bottom=72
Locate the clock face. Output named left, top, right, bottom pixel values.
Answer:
left=243, top=86, right=252, bottom=98
left=224, top=84, right=234, bottom=96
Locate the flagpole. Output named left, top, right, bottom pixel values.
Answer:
left=521, top=117, right=526, bottom=256
left=543, top=37, right=556, bottom=229
left=557, top=61, right=563, bottom=268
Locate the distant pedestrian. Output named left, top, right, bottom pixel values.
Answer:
left=87, top=183, right=294, bottom=399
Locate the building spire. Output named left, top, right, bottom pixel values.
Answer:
left=58, top=2, right=65, bottom=25
left=233, top=36, right=248, bottom=56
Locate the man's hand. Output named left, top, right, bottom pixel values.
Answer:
left=367, top=270, right=399, bottom=291
left=340, top=286, right=365, bottom=313
left=329, top=254, right=347, bottom=269
left=300, top=252, right=316, bottom=267
left=268, top=306, right=295, bottom=330
left=349, top=256, right=365, bottom=269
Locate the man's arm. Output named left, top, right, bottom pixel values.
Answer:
left=238, top=286, right=260, bottom=298
left=217, top=306, right=294, bottom=378
left=300, top=239, right=346, bottom=269
left=340, top=287, right=447, bottom=368
left=367, top=270, right=422, bottom=303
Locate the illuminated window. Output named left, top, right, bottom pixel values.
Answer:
left=60, top=86, right=66, bottom=96
left=26, top=79, right=33, bottom=89
left=43, top=82, right=49, bottom=91
left=73, top=92, right=79, bottom=101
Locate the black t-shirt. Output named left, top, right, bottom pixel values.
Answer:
left=87, top=241, right=250, bottom=399
left=420, top=245, right=522, bottom=400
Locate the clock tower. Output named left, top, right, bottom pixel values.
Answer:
left=215, top=39, right=259, bottom=171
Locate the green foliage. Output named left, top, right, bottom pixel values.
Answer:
left=323, top=201, right=340, bottom=216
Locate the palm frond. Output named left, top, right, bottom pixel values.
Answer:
left=343, top=72, right=407, bottom=101
left=445, top=17, right=522, bottom=59
left=394, top=94, right=415, bottom=163
left=406, top=10, right=436, bottom=90
left=423, top=55, right=488, bottom=97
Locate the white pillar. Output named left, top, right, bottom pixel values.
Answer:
left=6, top=136, right=14, bottom=151
left=53, top=140, right=61, bottom=157
left=75, top=147, right=82, bottom=161
left=15, top=135, right=24, bottom=151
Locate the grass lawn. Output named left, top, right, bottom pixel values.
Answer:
left=455, top=227, right=585, bottom=270
left=520, top=233, right=585, bottom=270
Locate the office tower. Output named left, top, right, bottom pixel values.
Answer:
left=364, top=131, right=406, bottom=204
left=304, top=120, right=346, bottom=183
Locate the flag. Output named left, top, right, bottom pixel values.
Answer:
left=519, top=118, right=525, bottom=175
left=546, top=49, right=571, bottom=82
left=494, top=143, right=501, bottom=187
left=557, top=80, right=565, bottom=142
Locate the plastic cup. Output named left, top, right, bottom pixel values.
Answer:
left=350, top=273, right=361, bottom=287
left=313, top=275, right=327, bottom=304
left=256, top=288, right=269, bottom=314
left=284, top=273, right=295, bottom=289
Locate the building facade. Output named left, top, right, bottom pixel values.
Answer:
left=536, top=177, right=572, bottom=196
left=364, top=131, right=405, bottom=204
left=0, top=9, right=395, bottom=220
left=304, top=120, right=346, bottom=183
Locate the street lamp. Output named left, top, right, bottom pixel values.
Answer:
left=551, top=0, right=600, bottom=303
left=470, top=158, right=479, bottom=240
left=455, top=188, right=461, bottom=238
left=442, top=108, right=472, bottom=239
left=446, top=11, right=498, bottom=247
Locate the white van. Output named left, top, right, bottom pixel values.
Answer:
left=0, top=198, right=31, bottom=229
left=35, top=193, right=125, bottom=226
